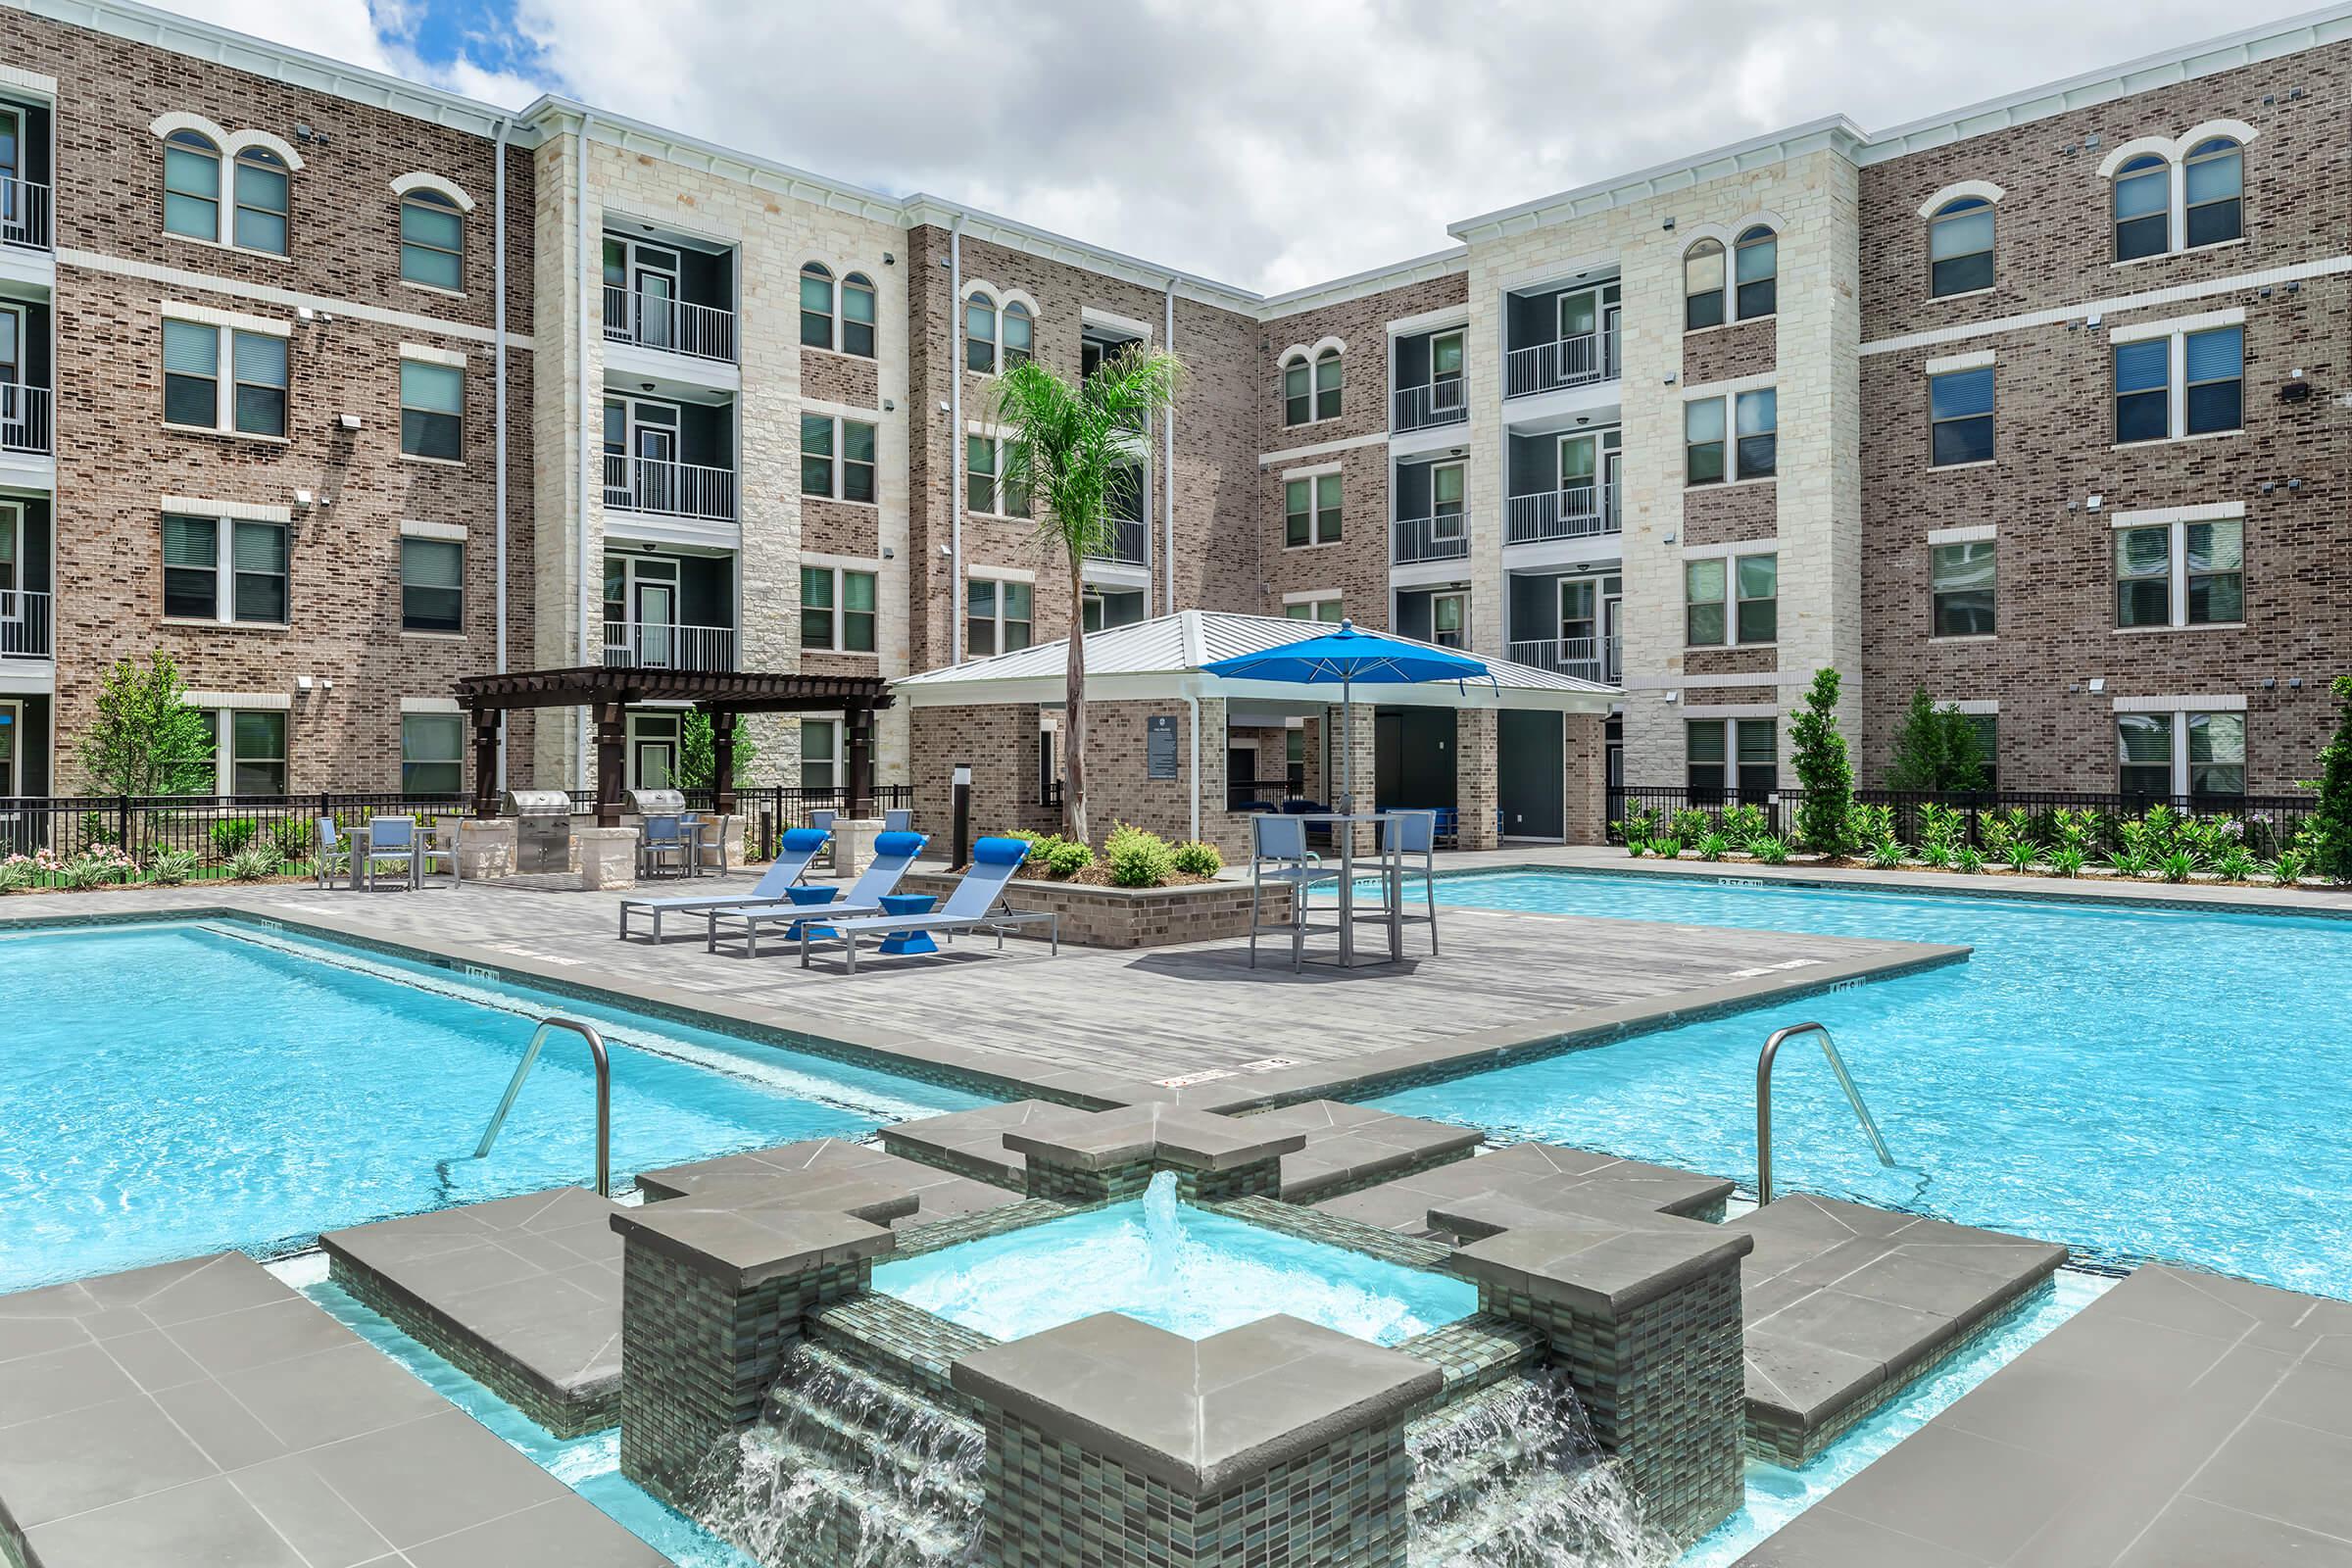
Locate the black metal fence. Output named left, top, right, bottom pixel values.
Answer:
left=0, top=783, right=915, bottom=889
left=1607, top=784, right=2316, bottom=858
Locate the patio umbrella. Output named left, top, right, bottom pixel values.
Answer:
left=1202, top=619, right=1493, bottom=811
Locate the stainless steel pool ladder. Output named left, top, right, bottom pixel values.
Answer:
left=474, top=1017, right=611, bottom=1198
left=1756, top=1021, right=1894, bottom=1205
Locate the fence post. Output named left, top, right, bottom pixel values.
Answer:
left=117, top=795, right=130, bottom=857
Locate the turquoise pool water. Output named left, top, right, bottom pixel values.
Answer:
left=1374, top=872, right=2352, bottom=1297
left=0, top=919, right=985, bottom=1293
left=875, top=1174, right=1477, bottom=1346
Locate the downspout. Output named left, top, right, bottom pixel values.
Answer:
left=1183, top=685, right=1201, bottom=843
left=1162, top=279, right=1177, bottom=616
left=574, top=116, right=594, bottom=786
left=949, top=219, right=965, bottom=662
left=492, top=115, right=510, bottom=791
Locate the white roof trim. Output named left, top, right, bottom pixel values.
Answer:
left=390, top=172, right=475, bottom=213
left=1918, top=180, right=2006, bottom=218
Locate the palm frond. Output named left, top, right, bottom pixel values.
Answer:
left=992, top=344, right=1182, bottom=559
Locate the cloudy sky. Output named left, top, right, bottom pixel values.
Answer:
left=168, top=0, right=2290, bottom=293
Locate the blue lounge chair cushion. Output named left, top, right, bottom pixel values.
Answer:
left=972, top=836, right=1030, bottom=867
left=873, top=831, right=926, bottom=859
left=779, top=826, right=829, bottom=855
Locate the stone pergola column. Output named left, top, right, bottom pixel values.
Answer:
left=593, top=699, right=626, bottom=827
left=710, top=708, right=739, bottom=815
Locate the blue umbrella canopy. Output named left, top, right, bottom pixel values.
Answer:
left=1202, top=620, right=1494, bottom=808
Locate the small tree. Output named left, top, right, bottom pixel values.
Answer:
left=2310, top=674, right=2352, bottom=882
left=79, top=652, right=216, bottom=795
left=1790, top=666, right=1855, bottom=857
left=994, top=345, right=1183, bottom=847
left=675, top=710, right=759, bottom=792
left=1885, top=686, right=1987, bottom=792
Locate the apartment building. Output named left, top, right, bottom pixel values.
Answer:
left=0, top=0, right=536, bottom=804
left=2, top=0, right=2343, bottom=829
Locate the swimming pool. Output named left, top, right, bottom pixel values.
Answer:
left=0, top=919, right=987, bottom=1293
left=1372, top=871, right=2352, bottom=1298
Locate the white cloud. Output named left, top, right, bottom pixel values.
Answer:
left=155, top=0, right=2296, bottom=293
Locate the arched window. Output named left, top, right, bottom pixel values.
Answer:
left=2113, top=154, right=2171, bottom=263
left=800, top=263, right=835, bottom=350
left=1684, top=238, right=1725, bottom=330
left=1003, top=300, right=1033, bottom=369
left=399, top=189, right=464, bottom=289
left=1734, top=225, right=1777, bottom=318
left=232, top=146, right=289, bottom=255
left=965, top=290, right=997, bottom=372
left=163, top=129, right=220, bottom=241
left=2184, top=137, right=2242, bottom=248
left=1929, top=197, right=1994, bottom=297
left=1313, top=347, right=1342, bottom=419
left=1281, top=353, right=1310, bottom=425
left=842, top=271, right=876, bottom=358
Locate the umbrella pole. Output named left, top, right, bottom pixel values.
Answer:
left=1339, top=673, right=1353, bottom=813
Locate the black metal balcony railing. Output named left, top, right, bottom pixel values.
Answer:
left=602, top=454, right=738, bottom=523
left=1391, top=514, right=1469, bottom=564
left=602, top=284, right=738, bottom=365
left=1085, top=515, right=1149, bottom=566
left=1391, top=378, right=1468, bottom=433
left=1504, top=325, right=1621, bottom=399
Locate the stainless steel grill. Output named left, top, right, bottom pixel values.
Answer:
left=503, top=789, right=573, bottom=874
left=623, top=787, right=688, bottom=818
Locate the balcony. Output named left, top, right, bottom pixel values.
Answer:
left=0, top=385, right=50, bottom=456
left=1086, top=515, right=1149, bottom=567
left=1504, top=326, right=1619, bottom=399
left=1, top=590, right=49, bottom=660
left=1392, top=514, right=1469, bottom=565
left=1, top=177, right=49, bottom=252
left=1507, top=634, right=1620, bottom=684
left=602, top=285, right=737, bottom=365
left=1506, top=482, right=1619, bottom=546
left=603, top=618, right=735, bottom=671
left=1391, top=379, right=1467, bottom=434
left=603, top=454, right=737, bottom=522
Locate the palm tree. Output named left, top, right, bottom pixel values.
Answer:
left=992, top=344, right=1182, bottom=848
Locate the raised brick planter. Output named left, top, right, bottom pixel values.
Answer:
left=898, top=870, right=1291, bottom=950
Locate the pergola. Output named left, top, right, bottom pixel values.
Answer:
left=452, top=665, right=893, bottom=826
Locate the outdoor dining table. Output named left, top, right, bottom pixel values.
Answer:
left=1293, top=810, right=1403, bottom=968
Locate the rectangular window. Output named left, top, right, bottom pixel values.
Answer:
left=163, top=514, right=284, bottom=624
left=1283, top=360, right=1310, bottom=426
left=1735, top=553, right=1777, bottom=643
left=802, top=414, right=835, bottom=497
left=163, top=320, right=286, bottom=437
left=2185, top=519, right=2243, bottom=624
left=842, top=420, right=876, bottom=504
left=400, top=537, right=463, bottom=633
left=163, top=514, right=218, bottom=619
left=400, top=196, right=465, bottom=290
left=803, top=416, right=877, bottom=503
left=227, top=710, right=286, bottom=794
left=2117, top=325, right=2243, bottom=443
left=1735, top=388, right=1777, bottom=479
left=1314, top=354, right=1342, bottom=420
left=1285, top=597, right=1343, bottom=623
left=1929, top=203, right=1994, bottom=297
left=2188, top=711, right=2245, bottom=798
left=842, top=279, right=876, bottom=358
left=2113, top=339, right=2169, bottom=444
left=965, top=436, right=1027, bottom=517
left=1686, top=719, right=1726, bottom=796
left=232, top=156, right=288, bottom=255
left=1684, top=398, right=1725, bottom=485
left=799, top=564, right=833, bottom=648
left=801, top=718, right=840, bottom=791
left=1931, top=540, right=1994, bottom=636
left=400, top=359, right=463, bottom=461
left=2118, top=712, right=2173, bottom=796
left=401, top=712, right=463, bottom=794
left=965, top=577, right=1031, bottom=658
left=1284, top=473, right=1341, bottom=546
left=1735, top=718, right=1778, bottom=798
left=2119, top=710, right=2247, bottom=798
left=1929, top=367, right=1993, bottom=466
left=2115, top=525, right=2171, bottom=627
left=163, top=139, right=219, bottom=240
left=1432, top=462, right=1465, bottom=539
left=801, top=565, right=877, bottom=653
left=1685, top=558, right=1725, bottom=646
left=2117, top=515, right=2243, bottom=628
left=230, top=520, right=286, bottom=623
left=2183, top=326, right=2242, bottom=436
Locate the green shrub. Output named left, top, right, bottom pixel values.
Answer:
left=1044, top=840, right=1095, bottom=876
left=145, top=848, right=201, bottom=885
left=1918, top=842, right=1954, bottom=869
left=1980, top=808, right=2032, bottom=858
left=2106, top=848, right=2149, bottom=879
left=1722, top=803, right=1768, bottom=842
left=2213, top=847, right=2257, bottom=883
left=1886, top=686, right=1987, bottom=791
left=1103, top=822, right=1177, bottom=888
left=1668, top=808, right=1709, bottom=844
left=1790, top=668, right=1855, bottom=856
left=210, top=817, right=259, bottom=858
left=59, top=846, right=135, bottom=889
left=1696, top=832, right=1729, bottom=862
left=1624, top=837, right=1648, bottom=858
left=0, top=857, right=33, bottom=892
left=226, top=844, right=283, bottom=882
left=2003, top=842, right=2035, bottom=874
left=1955, top=846, right=1985, bottom=875
left=1612, top=807, right=1657, bottom=846
left=2157, top=849, right=2199, bottom=884
left=2047, top=845, right=2086, bottom=878
left=1747, top=835, right=1789, bottom=865
left=1917, top=803, right=1964, bottom=856
left=1865, top=838, right=1904, bottom=869
left=1170, top=840, right=1222, bottom=876
left=2271, top=849, right=2309, bottom=887
left=1651, top=837, right=1684, bottom=859
left=2313, top=674, right=2352, bottom=882
left=270, top=819, right=313, bottom=862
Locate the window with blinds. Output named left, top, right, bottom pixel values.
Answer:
left=230, top=521, right=286, bottom=623
left=401, top=537, right=463, bottom=633
left=162, top=320, right=285, bottom=436
left=400, top=360, right=463, bottom=461
left=162, top=514, right=218, bottom=618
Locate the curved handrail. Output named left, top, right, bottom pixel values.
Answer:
left=475, top=1017, right=612, bottom=1197
left=1756, top=1021, right=1893, bottom=1205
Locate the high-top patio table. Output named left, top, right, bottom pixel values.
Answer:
left=1292, top=810, right=1403, bottom=967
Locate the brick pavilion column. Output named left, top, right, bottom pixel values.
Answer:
left=1564, top=711, right=1608, bottom=845
left=1456, top=707, right=1499, bottom=850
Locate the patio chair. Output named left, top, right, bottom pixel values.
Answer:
left=680, top=810, right=730, bottom=876
left=314, top=817, right=351, bottom=890
left=707, top=830, right=930, bottom=956
left=796, top=835, right=1056, bottom=973
left=639, top=814, right=692, bottom=880
left=810, top=808, right=839, bottom=871
left=416, top=819, right=460, bottom=888
left=363, top=816, right=417, bottom=892
left=883, top=808, right=912, bottom=833
left=1249, top=812, right=1342, bottom=973
left=618, top=826, right=830, bottom=943
left=1380, top=808, right=1441, bottom=954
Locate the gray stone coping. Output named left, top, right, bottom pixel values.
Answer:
left=1001, top=1103, right=1308, bottom=1174
left=609, top=1190, right=904, bottom=1290
left=1449, top=1212, right=1755, bottom=1319
left=949, top=1311, right=1442, bottom=1495
left=1313, top=1141, right=1737, bottom=1238
left=1726, top=1193, right=2068, bottom=1459
left=318, top=1187, right=624, bottom=1437
left=639, top=1136, right=1019, bottom=1227
left=1238, top=1100, right=1487, bottom=1201
left=877, top=1099, right=1102, bottom=1188
left=1733, top=1261, right=2352, bottom=1566
left=0, top=1252, right=663, bottom=1567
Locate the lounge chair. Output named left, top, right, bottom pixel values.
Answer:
left=617, top=826, right=829, bottom=943
left=882, top=808, right=912, bottom=833
left=706, top=831, right=929, bottom=956
left=796, top=835, right=1057, bottom=973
